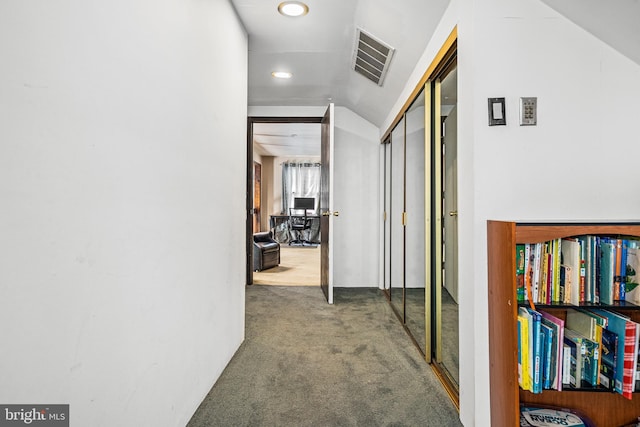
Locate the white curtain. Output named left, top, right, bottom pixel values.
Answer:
left=282, top=161, right=320, bottom=214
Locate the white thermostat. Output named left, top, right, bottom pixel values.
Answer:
left=519, top=97, right=537, bottom=126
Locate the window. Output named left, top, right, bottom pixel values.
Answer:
left=281, top=161, right=320, bottom=213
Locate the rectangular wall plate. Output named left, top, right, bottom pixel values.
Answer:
left=519, top=97, right=537, bottom=126
left=488, top=98, right=506, bottom=126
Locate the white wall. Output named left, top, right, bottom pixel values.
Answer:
left=0, top=1, right=247, bottom=426
left=462, top=1, right=640, bottom=424
left=333, top=107, right=381, bottom=287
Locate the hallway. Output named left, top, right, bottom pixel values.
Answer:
left=188, top=285, right=461, bottom=426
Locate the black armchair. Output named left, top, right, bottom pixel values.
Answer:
left=253, top=231, right=280, bottom=271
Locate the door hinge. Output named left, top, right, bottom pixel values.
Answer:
left=402, top=212, right=407, bottom=226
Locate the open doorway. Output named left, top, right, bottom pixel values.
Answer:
left=247, top=117, right=322, bottom=287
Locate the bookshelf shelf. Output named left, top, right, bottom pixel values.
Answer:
left=519, top=302, right=640, bottom=310
left=487, top=220, right=640, bottom=427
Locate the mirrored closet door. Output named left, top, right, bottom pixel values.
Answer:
left=389, top=118, right=405, bottom=320
left=381, top=42, right=459, bottom=402
left=430, top=55, right=459, bottom=394
left=404, top=92, right=426, bottom=353
left=383, top=93, right=427, bottom=356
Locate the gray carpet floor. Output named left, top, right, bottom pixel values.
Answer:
left=391, top=287, right=460, bottom=388
left=188, top=285, right=462, bottom=427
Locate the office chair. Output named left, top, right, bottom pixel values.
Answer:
left=288, top=207, right=313, bottom=246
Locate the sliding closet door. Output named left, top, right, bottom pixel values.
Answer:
left=427, top=53, right=459, bottom=396
left=389, top=118, right=405, bottom=317
left=404, top=91, right=426, bottom=353
left=435, top=64, right=459, bottom=387
left=382, top=95, right=427, bottom=356
left=379, top=35, right=458, bottom=403
left=383, top=141, right=391, bottom=295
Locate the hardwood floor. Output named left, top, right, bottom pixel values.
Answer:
left=252, top=245, right=320, bottom=286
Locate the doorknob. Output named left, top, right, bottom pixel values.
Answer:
left=332, top=211, right=340, bottom=217
left=322, top=211, right=340, bottom=217
left=449, top=211, right=458, bottom=216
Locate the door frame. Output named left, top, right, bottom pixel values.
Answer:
left=246, top=116, right=323, bottom=286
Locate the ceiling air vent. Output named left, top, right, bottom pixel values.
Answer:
left=352, top=28, right=395, bottom=86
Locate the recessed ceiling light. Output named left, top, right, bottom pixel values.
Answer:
left=278, top=1, right=309, bottom=17
left=272, top=71, right=293, bottom=79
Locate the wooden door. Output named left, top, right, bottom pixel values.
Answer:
left=253, top=161, right=261, bottom=233
left=320, top=104, right=334, bottom=303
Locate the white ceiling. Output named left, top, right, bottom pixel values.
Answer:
left=232, top=0, right=451, bottom=157
left=253, top=122, right=320, bottom=157
left=234, top=0, right=640, bottom=157
left=232, top=0, right=451, bottom=127
left=540, top=0, right=640, bottom=67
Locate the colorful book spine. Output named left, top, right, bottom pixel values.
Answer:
left=561, top=237, right=581, bottom=306
left=540, top=245, right=549, bottom=304
left=622, top=322, right=639, bottom=399
left=635, top=333, right=640, bottom=392
left=599, top=240, right=615, bottom=305
left=577, top=236, right=588, bottom=303
left=579, top=257, right=586, bottom=303
left=545, top=251, right=552, bottom=304
left=599, top=328, right=618, bottom=390
left=559, top=265, right=566, bottom=304
left=591, top=309, right=637, bottom=399
left=552, top=238, right=561, bottom=303
left=625, top=242, right=640, bottom=304
left=578, top=236, right=590, bottom=303
left=594, top=237, right=601, bottom=304
left=591, top=236, right=599, bottom=303
left=516, top=244, right=526, bottom=303
left=541, top=323, right=554, bottom=389
left=524, top=243, right=532, bottom=303
left=530, top=308, right=543, bottom=393
left=540, top=310, right=565, bottom=391
left=564, top=329, right=585, bottom=388
left=517, top=316, right=523, bottom=388
left=562, top=343, right=572, bottom=386
left=563, top=336, right=580, bottom=388
left=581, top=335, right=600, bottom=386
left=518, top=307, right=533, bottom=392
left=620, top=239, right=627, bottom=301
left=614, top=239, right=622, bottom=301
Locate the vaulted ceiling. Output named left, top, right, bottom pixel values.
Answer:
left=231, top=0, right=450, bottom=129
left=233, top=0, right=640, bottom=157
left=541, top=0, right=640, bottom=67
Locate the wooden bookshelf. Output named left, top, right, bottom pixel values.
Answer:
left=487, top=220, right=640, bottom=427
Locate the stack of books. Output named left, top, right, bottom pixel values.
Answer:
left=517, top=306, right=640, bottom=399
left=516, top=236, right=640, bottom=306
